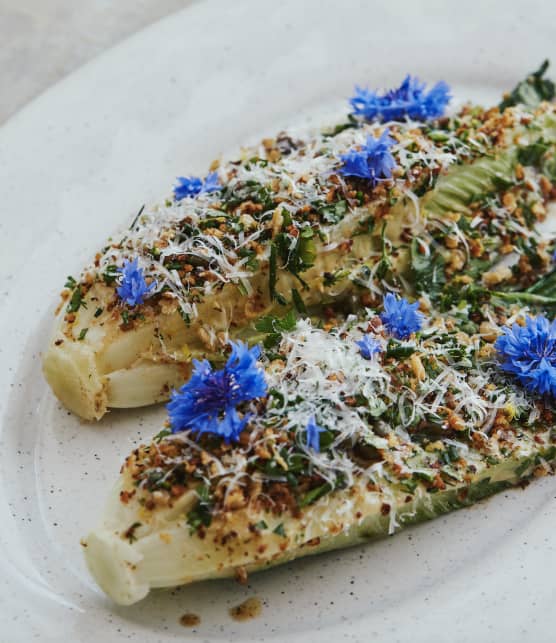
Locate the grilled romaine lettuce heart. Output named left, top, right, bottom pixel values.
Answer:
left=43, top=93, right=556, bottom=419
left=83, top=314, right=556, bottom=604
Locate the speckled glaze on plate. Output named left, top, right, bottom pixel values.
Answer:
left=1, top=1, right=556, bottom=641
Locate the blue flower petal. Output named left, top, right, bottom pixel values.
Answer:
left=174, top=176, right=204, bottom=201
left=356, top=334, right=382, bottom=359
left=338, top=148, right=371, bottom=179
left=495, top=315, right=556, bottom=397
left=116, top=258, right=156, bottom=306
left=202, top=171, right=222, bottom=194
left=174, top=172, right=221, bottom=201
left=380, top=293, right=424, bottom=340
left=167, top=341, right=267, bottom=442
left=305, top=415, right=326, bottom=452
left=339, top=129, right=396, bottom=185
left=349, top=75, right=451, bottom=122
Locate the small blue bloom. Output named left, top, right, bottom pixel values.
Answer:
left=174, top=176, right=203, bottom=200
left=349, top=75, right=451, bottom=122
left=167, top=341, right=268, bottom=442
left=174, top=171, right=221, bottom=201
left=380, top=293, right=424, bottom=340
left=356, top=334, right=382, bottom=359
left=495, top=315, right=556, bottom=397
left=339, top=130, right=396, bottom=185
left=202, top=171, right=221, bottom=193
left=116, top=258, right=156, bottom=306
left=305, top=415, right=326, bottom=452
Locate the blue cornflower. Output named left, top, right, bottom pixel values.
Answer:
left=356, top=334, right=382, bottom=359
left=167, top=341, right=268, bottom=443
left=305, top=415, right=326, bottom=452
left=338, top=130, right=396, bottom=185
left=380, top=293, right=424, bottom=340
left=116, top=258, right=156, bottom=306
left=495, top=315, right=556, bottom=397
left=174, top=171, right=221, bottom=201
left=349, top=75, right=451, bottom=122
left=202, top=171, right=221, bottom=193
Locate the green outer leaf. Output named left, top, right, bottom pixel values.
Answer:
left=499, top=60, right=555, bottom=110
left=517, top=141, right=550, bottom=166
left=424, top=153, right=516, bottom=217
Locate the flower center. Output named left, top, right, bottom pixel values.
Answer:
left=533, top=337, right=556, bottom=362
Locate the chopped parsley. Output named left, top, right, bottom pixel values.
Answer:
left=66, top=286, right=86, bottom=313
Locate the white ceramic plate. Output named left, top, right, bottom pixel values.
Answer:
left=1, top=1, right=556, bottom=641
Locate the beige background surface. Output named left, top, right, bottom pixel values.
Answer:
left=0, top=0, right=195, bottom=125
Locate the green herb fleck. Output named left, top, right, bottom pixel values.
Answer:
left=129, top=204, right=145, bottom=230
left=253, top=520, right=268, bottom=531
left=385, top=340, right=416, bottom=359
left=272, top=228, right=316, bottom=290
left=410, top=238, right=446, bottom=300
left=255, top=310, right=297, bottom=349
left=375, top=221, right=392, bottom=280
left=64, top=276, right=77, bottom=290
left=103, top=265, right=119, bottom=285
left=291, top=288, right=307, bottom=314
left=268, top=242, right=286, bottom=305
left=66, top=286, right=86, bottom=313
left=186, top=484, right=214, bottom=533
left=298, top=482, right=333, bottom=508
left=317, top=199, right=349, bottom=225
left=124, top=522, right=142, bottom=543
left=153, top=428, right=172, bottom=442
left=273, top=523, right=286, bottom=537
